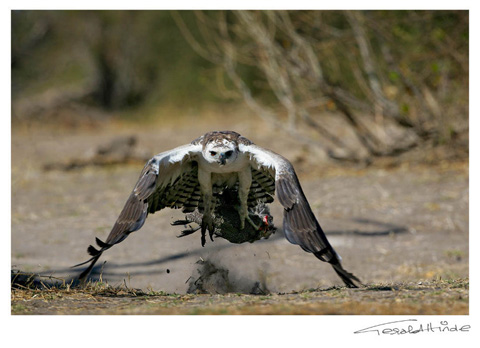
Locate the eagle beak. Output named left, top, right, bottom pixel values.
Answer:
left=219, top=153, right=227, bottom=165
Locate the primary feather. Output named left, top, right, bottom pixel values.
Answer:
left=74, top=131, right=362, bottom=288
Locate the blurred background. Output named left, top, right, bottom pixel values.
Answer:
left=12, top=10, right=468, bottom=163
left=11, top=10, right=469, bottom=293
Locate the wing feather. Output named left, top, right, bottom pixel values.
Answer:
left=240, top=143, right=362, bottom=288
left=247, top=168, right=275, bottom=207
left=74, top=143, right=202, bottom=281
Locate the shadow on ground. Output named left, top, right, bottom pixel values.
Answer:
left=13, top=218, right=408, bottom=293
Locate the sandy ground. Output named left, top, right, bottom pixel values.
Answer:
left=11, top=118, right=468, bottom=299
left=11, top=279, right=468, bottom=315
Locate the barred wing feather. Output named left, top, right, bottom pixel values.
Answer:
left=74, top=143, right=202, bottom=280
left=240, top=143, right=362, bottom=288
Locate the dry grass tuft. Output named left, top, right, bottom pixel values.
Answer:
left=11, top=270, right=468, bottom=315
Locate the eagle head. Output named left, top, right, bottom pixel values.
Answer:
left=203, top=139, right=238, bottom=166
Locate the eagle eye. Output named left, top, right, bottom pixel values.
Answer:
left=225, top=150, right=233, bottom=157
left=209, top=151, right=217, bottom=156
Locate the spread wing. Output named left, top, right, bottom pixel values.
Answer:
left=240, top=142, right=362, bottom=288
left=74, top=143, right=203, bottom=281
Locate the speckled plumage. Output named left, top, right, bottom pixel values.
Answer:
left=192, top=130, right=253, bottom=148
left=74, top=131, right=361, bottom=287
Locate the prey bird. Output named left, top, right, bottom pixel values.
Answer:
left=74, top=131, right=362, bottom=287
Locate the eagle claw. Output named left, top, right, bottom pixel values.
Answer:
left=200, top=214, right=215, bottom=247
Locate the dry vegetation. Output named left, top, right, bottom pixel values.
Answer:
left=11, top=11, right=469, bottom=316
left=11, top=272, right=468, bottom=315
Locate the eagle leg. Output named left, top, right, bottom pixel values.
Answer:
left=209, top=226, right=214, bottom=242
left=245, top=211, right=262, bottom=231
left=200, top=190, right=216, bottom=246
left=200, top=214, right=214, bottom=247
left=238, top=206, right=247, bottom=230
left=234, top=203, right=261, bottom=231
left=237, top=167, right=252, bottom=230
left=198, top=170, right=218, bottom=245
left=201, top=227, right=206, bottom=247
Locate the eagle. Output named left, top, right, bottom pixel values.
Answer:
left=75, top=131, right=362, bottom=288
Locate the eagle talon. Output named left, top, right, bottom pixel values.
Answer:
left=209, top=228, right=214, bottom=242
left=201, top=214, right=214, bottom=246
left=200, top=221, right=207, bottom=247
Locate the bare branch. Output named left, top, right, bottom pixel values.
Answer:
left=174, top=10, right=467, bottom=163
left=171, top=11, right=222, bottom=64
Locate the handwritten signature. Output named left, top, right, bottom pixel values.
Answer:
left=354, top=319, right=471, bottom=335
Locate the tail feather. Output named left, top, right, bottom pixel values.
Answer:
left=77, top=254, right=102, bottom=281
left=95, top=237, right=110, bottom=249
left=331, top=262, right=363, bottom=288
left=87, top=245, right=100, bottom=257
left=313, top=248, right=363, bottom=288
left=73, top=238, right=112, bottom=282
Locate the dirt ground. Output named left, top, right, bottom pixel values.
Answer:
left=11, top=279, right=468, bottom=315
left=11, top=112, right=469, bottom=314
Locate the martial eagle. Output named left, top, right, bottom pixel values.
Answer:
left=75, top=131, right=361, bottom=287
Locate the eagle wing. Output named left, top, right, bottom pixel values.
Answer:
left=239, top=142, right=362, bottom=288
left=74, top=143, right=203, bottom=280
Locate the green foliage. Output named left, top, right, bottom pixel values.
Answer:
left=12, top=9, right=468, bottom=148
left=12, top=10, right=220, bottom=111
